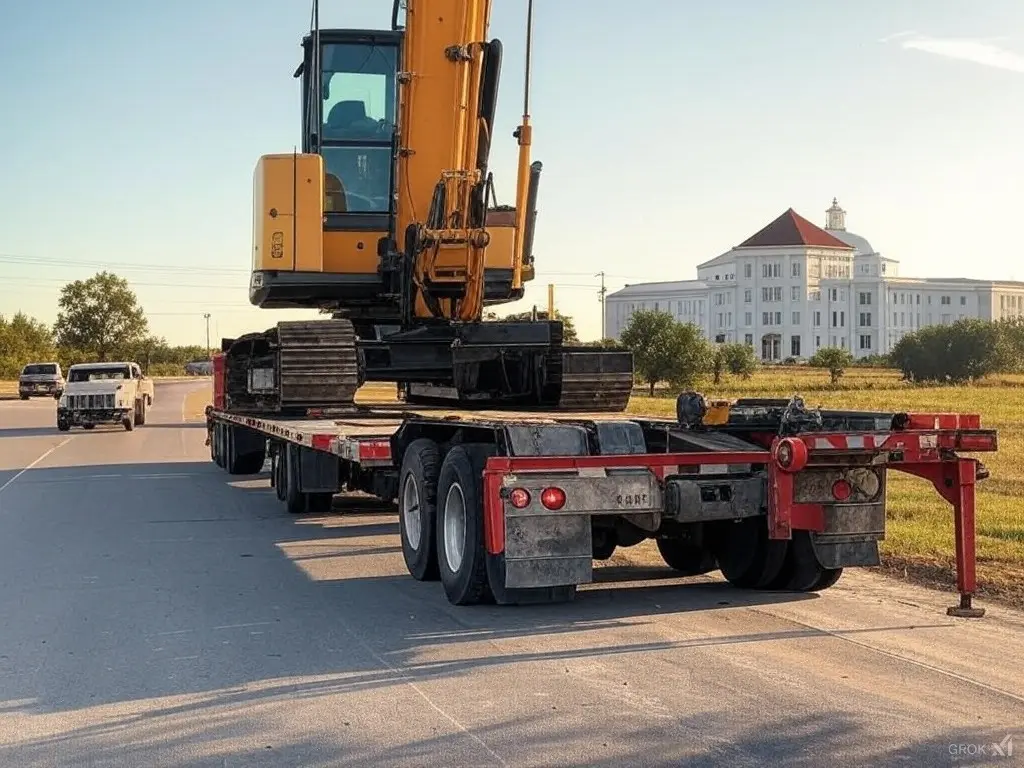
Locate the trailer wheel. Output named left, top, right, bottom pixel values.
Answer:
left=771, top=531, right=843, bottom=592
left=398, top=439, right=442, bottom=581
left=714, top=517, right=788, bottom=589
left=656, top=537, right=717, bottom=576
left=273, top=453, right=287, bottom=501
left=436, top=444, right=494, bottom=606
left=308, top=492, right=334, bottom=514
left=283, top=444, right=306, bottom=515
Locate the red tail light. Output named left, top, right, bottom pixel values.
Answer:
left=540, top=487, right=566, bottom=510
left=509, top=488, right=531, bottom=509
left=773, top=437, right=808, bottom=473
left=831, top=479, right=853, bottom=501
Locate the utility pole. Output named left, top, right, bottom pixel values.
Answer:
left=203, top=313, right=211, bottom=358
left=547, top=283, right=555, bottom=319
left=595, top=271, right=607, bottom=340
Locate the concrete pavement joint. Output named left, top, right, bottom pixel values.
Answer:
left=0, top=436, right=73, bottom=497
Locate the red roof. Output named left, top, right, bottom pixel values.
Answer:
left=737, top=208, right=853, bottom=250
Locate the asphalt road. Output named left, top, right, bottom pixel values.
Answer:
left=0, top=381, right=1022, bottom=767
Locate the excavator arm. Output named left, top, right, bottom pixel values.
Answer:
left=394, top=0, right=537, bottom=325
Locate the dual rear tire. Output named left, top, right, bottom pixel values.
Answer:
left=397, top=440, right=492, bottom=603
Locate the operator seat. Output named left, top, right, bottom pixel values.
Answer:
left=324, top=100, right=380, bottom=140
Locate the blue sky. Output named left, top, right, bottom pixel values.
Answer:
left=1, top=0, right=1022, bottom=345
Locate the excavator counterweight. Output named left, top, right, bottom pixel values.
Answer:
left=222, top=0, right=634, bottom=415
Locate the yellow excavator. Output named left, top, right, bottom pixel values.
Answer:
left=222, top=0, right=634, bottom=414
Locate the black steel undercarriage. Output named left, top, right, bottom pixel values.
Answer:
left=220, top=318, right=635, bottom=416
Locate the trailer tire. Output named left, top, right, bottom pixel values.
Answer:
left=656, top=537, right=717, bottom=576
left=284, top=444, right=306, bottom=515
left=273, top=453, right=287, bottom=501
left=398, top=439, right=442, bottom=582
left=436, top=444, right=494, bottom=606
left=771, top=531, right=843, bottom=592
left=714, top=517, right=788, bottom=589
left=308, top=492, right=334, bottom=514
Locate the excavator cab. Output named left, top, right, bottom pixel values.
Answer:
left=249, top=26, right=531, bottom=322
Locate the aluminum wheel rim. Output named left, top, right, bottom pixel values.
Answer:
left=402, top=473, right=422, bottom=550
left=443, top=482, right=467, bottom=574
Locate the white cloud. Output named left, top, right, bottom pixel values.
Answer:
left=882, top=32, right=1024, bottom=74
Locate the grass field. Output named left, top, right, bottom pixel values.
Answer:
left=11, top=368, right=1024, bottom=606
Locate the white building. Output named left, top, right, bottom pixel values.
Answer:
left=605, top=199, right=1024, bottom=361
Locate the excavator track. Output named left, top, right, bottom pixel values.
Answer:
left=275, top=319, right=361, bottom=410
left=545, top=348, right=634, bottom=412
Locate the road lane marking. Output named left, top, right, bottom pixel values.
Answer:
left=0, top=436, right=73, bottom=498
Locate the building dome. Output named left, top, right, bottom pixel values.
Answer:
left=823, top=197, right=876, bottom=255
left=827, top=229, right=875, bottom=255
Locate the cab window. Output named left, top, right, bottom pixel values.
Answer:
left=318, top=42, right=397, bottom=214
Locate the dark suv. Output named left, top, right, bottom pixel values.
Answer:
left=18, top=362, right=65, bottom=400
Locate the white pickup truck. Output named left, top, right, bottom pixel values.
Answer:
left=57, top=362, right=155, bottom=432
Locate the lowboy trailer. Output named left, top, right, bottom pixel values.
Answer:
left=205, top=391, right=998, bottom=615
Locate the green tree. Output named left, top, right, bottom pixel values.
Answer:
left=54, top=272, right=148, bottom=362
left=0, top=312, right=57, bottom=378
left=500, top=308, right=578, bottom=343
left=892, top=319, right=1010, bottom=384
left=620, top=309, right=712, bottom=394
left=809, top=346, right=853, bottom=385
left=719, top=342, right=757, bottom=379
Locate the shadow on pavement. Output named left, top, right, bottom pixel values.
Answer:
left=0, top=457, right=996, bottom=768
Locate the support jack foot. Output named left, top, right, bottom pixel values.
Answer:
left=947, top=594, right=985, bottom=618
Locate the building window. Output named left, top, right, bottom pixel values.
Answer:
left=815, top=335, right=821, bottom=348
left=830, top=289, right=838, bottom=302
left=744, top=263, right=752, bottom=278
left=727, top=312, right=732, bottom=326
left=791, top=335, right=801, bottom=357
left=941, top=295, right=951, bottom=305
left=762, top=262, right=782, bottom=278
left=813, top=311, right=821, bottom=327
left=859, top=312, right=871, bottom=326
left=654, top=302, right=659, bottom=311
left=744, top=333, right=753, bottom=346
left=916, top=294, right=920, bottom=304
left=715, top=334, right=726, bottom=343
left=960, top=295, right=966, bottom=306
left=774, top=311, right=782, bottom=325
left=840, top=311, right=845, bottom=327
left=762, top=312, right=770, bottom=325
left=859, top=334, right=872, bottom=350
left=832, top=311, right=837, bottom=327
left=792, top=311, right=800, bottom=325
left=744, top=289, right=752, bottom=303
left=893, top=311, right=898, bottom=325
left=761, top=286, right=783, bottom=302
left=744, top=312, right=752, bottom=326
left=859, top=292, right=871, bottom=305
left=791, top=286, right=800, bottom=301
left=792, top=262, right=801, bottom=277
left=942, top=313, right=951, bottom=324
